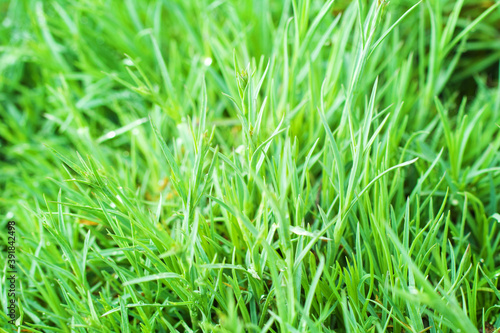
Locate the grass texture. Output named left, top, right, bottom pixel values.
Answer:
left=1, top=0, right=500, bottom=332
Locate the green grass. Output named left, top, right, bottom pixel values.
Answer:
left=1, top=0, right=500, bottom=332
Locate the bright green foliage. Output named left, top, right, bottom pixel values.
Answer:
left=1, top=0, right=500, bottom=332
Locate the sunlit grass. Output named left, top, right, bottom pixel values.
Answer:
left=1, top=0, right=500, bottom=332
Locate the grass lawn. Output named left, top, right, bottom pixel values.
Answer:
left=1, top=0, right=500, bottom=332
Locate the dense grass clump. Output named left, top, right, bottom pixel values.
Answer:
left=1, top=0, right=500, bottom=332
